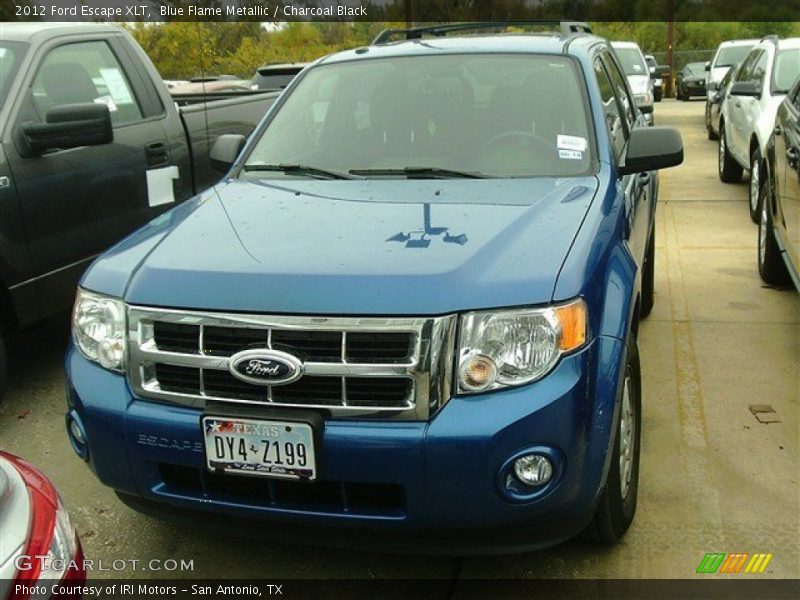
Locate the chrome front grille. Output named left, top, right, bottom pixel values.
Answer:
left=128, top=306, right=457, bottom=420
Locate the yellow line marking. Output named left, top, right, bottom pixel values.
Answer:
left=745, top=555, right=759, bottom=573
left=758, top=554, right=773, bottom=573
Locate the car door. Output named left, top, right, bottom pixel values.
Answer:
left=730, top=50, right=764, bottom=161
left=5, top=35, right=173, bottom=316
left=777, top=85, right=800, bottom=270
left=597, top=51, right=651, bottom=264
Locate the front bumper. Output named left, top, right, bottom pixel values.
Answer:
left=65, top=335, right=625, bottom=552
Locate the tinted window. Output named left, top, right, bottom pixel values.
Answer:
left=251, top=69, right=302, bottom=90
left=715, top=45, right=755, bottom=68
left=602, top=53, right=636, bottom=127
left=31, top=41, right=143, bottom=126
left=772, top=48, right=800, bottom=94
left=751, top=51, right=768, bottom=85
left=613, top=47, right=648, bottom=77
left=734, top=50, right=760, bottom=82
left=594, top=57, right=628, bottom=160
left=246, top=54, right=592, bottom=179
left=0, top=42, right=26, bottom=106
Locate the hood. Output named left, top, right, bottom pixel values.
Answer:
left=114, top=178, right=598, bottom=315
left=710, top=66, right=731, bottom=84
left=626, top=75, right=651, bottom=96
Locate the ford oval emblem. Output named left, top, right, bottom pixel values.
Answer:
left=228, top=349, right=304, bottom=386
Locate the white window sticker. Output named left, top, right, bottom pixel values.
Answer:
left=559, top=149, right=583, bottom=160
left=0, top=48, right=7, bottom=58
left=99, top=68, right=134, bottom=104
left=557, top=135, right=588, bottom=152
left=93, top=95, right=118, bottom=112
left=146, top=166, right=179, bottom=207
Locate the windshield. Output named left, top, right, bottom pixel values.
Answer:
left=685, top=63, right=705, bottom=76
left=772, top=48, right=800, bottom=93
left=715, top=45, right=754, bottom=68
left=245, top=54, right=592, bottom=179
left=0, top=42, right=26, bottom=105
left=613, top=47, right=648, bottom=77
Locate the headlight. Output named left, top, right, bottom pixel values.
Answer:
left=635, top=92, right=653, bottom=107
left=457, top=299, right=587, bottom=394
left=72, top=288, right=126, bottom=371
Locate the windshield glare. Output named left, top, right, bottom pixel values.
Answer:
left=715, top=45, right=754, bottom=67
left=613, top=47, right=648, bottom=77
left=245, top=54, right=592, bottom=179
left=773, top=48, right=800, bottom=93
left=0, top=42, right=26, bottom=105
left=685, top=63, right=705, bottom=76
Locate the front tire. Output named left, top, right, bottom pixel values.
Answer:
left=758, top=181, right=790, bottom=286
left=582, top=337, right=642, bottom=543
left=706, top=105, right=719, bottom=141
left=749, top=148, right=762, bottom=223
left=718, top=125, right=743, bottom=183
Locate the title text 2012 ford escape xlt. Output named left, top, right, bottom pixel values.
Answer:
left=65, top=23, right=683, bottom=552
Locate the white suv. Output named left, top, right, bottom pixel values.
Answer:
left=719, top=37, right=800, bottom=222
left=704, top=39, right=758, bottom=135
left=611, top=41, right=655, bottom=125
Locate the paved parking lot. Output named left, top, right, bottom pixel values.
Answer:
left=1, top=99, right=798, bottom=581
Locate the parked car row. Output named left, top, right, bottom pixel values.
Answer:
left=701, top=35, right=800, bottom=291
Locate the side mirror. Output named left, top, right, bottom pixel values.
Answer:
left=619, top=127, right=683, bottom=176
left=22, top=103, right=112, bottom=155
left=704, top=61, right=711, bottom=72
left=708, top=81, right=719, bottom=92
left=729, top=81, right=761, bottom=98
left=210, top=134, right=246, bottom=173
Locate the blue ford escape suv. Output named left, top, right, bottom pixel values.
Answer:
left=66, top=23, right=683, bottom=553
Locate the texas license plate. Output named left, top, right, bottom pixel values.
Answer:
left=202, top=416, right=316, bottom=481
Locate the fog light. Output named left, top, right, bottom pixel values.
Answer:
left=69, top=419, right=85, bottom=445
left=513, top=454, right=553, bottom=486
left=66, top=413, right=89, bottom=461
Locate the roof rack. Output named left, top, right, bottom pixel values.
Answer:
left=371, top=21, right=593, bottom=45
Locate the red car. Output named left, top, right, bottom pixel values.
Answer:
left=0, top=452, right=85, bottom=600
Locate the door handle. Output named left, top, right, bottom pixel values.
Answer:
left=774, top=124, right=782, bottom=136
left=145, top=142, right=169, bottom=167
left=637, top=171, right=651, bottom=188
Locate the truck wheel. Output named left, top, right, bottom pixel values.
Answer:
left=718, top=125, right=743, bottom=183
left=748, top=148, right=762, bottom=223
left=640, top=230, right=655, bottom=319
left=582, top=336, right=641, bottom=544
left=0, top=334, right=6, bottom=400
left=758, top=184, right=790, bottom=287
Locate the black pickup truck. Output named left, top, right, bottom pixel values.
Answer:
left=0, top=23, right=278, bottom=395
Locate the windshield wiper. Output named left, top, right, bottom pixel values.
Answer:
left=243, top=164, right=356, bottom=180
left=349, top=166, right=488, bottom=179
